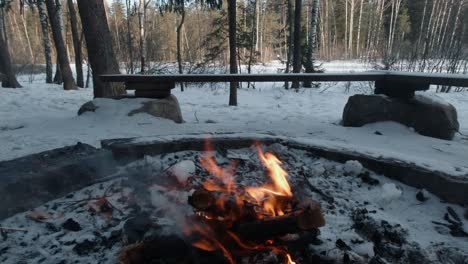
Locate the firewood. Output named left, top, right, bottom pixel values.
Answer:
left=188, top=188, right=216, bottom=211
left=296, top=199, right=325, bottom=230
left=234, top=207, right=325, bottom=242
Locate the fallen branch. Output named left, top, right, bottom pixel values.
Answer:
left=0, top=226, right=28, bottom=232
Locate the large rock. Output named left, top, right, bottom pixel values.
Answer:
left=78, top=95, right=184, bottom=123
left=128, top=95, right=183, bottom=123
left=342, top=94, right=459, bottom=140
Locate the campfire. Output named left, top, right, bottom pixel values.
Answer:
left=2, top=138, right=466, bottom=264
left=120, top=139, right=325, bottom=264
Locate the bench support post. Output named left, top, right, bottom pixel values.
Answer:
left=374, top=79, right=429, bottom=99
left=126, top=82, right=175, bottom=99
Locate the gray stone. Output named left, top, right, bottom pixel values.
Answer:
left=128, top=94, right=183, bottom=123
left=342, top=94, right=459, bottom=140
left=77, top=101, right=99, bottom=115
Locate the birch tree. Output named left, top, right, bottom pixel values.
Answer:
left=138, top=0, right=148, bottom=73
left=36, top=0, right=53, bottom=83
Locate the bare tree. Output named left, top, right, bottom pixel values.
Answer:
left=291, top=0, right=302, bottom=89
left=227, top=0, right=238, bottom=105
left=67, top=0, right=84, bottom=87
left=304, top=0, right=320, bottom=87
left=138, top=0, right=148, bottom=73
left=125, top=0, right=134, bottom=74
left=176, top=4, right=185, bottom=91
left=284, top=0, right=294, bottom=89
left=356, top=0, right=363, bottom=56
left=36, top=0, right=53, bottom=83
left=45, top=0, right=76, bottom=90
left=0, top=7, right=21, bottom=88
left=77, top=0, right=125, bottom=97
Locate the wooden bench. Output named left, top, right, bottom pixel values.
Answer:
left=100, top=71, right=468, bottom=99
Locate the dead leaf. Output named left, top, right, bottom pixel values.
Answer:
left=26, top=211, right=52, bottom=222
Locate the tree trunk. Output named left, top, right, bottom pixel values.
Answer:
left=67, top=0, right=84, bottom=88
left=19, top=9, right=34, bottom=65
left=448, top=0, right=463, bottom=53
left=36, top=0, right=53, bottom=83
left=356, top=0, right=363, bottom=57
left=46, top=0, right=76, bottom=90
left=0, top=10, right=21, bottom=88
left=227, top=0, right=238, bottom=106
left=304, top=0, right=320, bottom=87
left=348, top=0, right=355, bottom=57
left=344, top=0, right=348, bottom=58
left=176, top=5, right=185, bottom=92
left=284, top=0, right=294, bottom=90
left=291, top=0, right=302, bottom=89
left=125, top=0, right=134, bottom=74
left=138, top=0, right=147, bottom=73
left=247, top=0, right=257, bottom=89
left=77, top=0, right=125, bottom=98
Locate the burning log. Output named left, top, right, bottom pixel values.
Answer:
left=188, top=188, right=216, bottom=211
left=234, top=205, right=324, bottom=242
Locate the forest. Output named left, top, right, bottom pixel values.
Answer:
left=0, top=0, right=467, bottom=100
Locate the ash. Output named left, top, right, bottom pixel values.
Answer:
left=0, top=143, right=467, bottom=264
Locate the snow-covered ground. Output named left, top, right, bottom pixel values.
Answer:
left=1, top=61, right=468, bottom=178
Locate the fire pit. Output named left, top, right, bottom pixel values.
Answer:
left=0, top=136, right=467, bottom=263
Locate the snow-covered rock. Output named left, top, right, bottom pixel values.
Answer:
left=342, top=94, right=459, bottom=140
left=343, top=160, right=363, bottom=176
left=168, top=160, right=196, bottom=185
left=379, top=183, right=403, bottom=203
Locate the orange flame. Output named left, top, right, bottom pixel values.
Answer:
left=189, top=139, right=296, bottom=263
left=245, top=145, right=293, bottom=217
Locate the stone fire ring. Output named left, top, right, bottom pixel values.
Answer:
left=1, top=134, right=466, bottom=221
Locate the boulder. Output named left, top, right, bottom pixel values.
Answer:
left=78, top=95, right=184, bottom=123
left=342, top=94, right=459, bottom=140
left=78, top=101, right=99, bottom=115
left=128, top=95, right=183, bottom=123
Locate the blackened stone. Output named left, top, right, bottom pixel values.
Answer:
left=416, top=190, right=429, bottom=202
left=62, top=218, right=81, bottom=232
left=447, top=206, right=462, bottom=223
left=336, top=239, right=351, bottom=250
left=77, top=101, right=99, bottom=115
left=119, top=234, right=190, bottom=263
left=122, top=213, right=153, bottom=244
left=358, top=171, right=380, bottom=186
left=73, top=239, right=98, bottom=255
left=46, top=222, right=61, bottom=233
left=102, top=229, right=122, bottom=249
left=465, top=209, right=468, bottom=221
left=342, top=94, right=459, bottom=140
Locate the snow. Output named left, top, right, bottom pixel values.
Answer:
left=342, top=160, right=364, bottom=176
left=1, top=61, right=468, bottom=180
left=1, top=145, right=467, bottom=263
left=168, top=160, right=196, bottom=185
